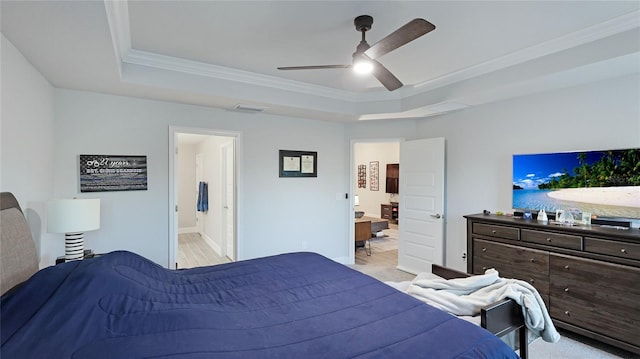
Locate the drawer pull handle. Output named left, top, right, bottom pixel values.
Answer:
left=529, top=278, right=535, bottom=284
left=564, top=311, right=570, bottom=316
left=530, top=258, right=535, bottom=262
left=621, top=248, right=627, bottom=254
left=564, top=265, right=570, bottom=270
left=546, top=238, right=552, bottom=242
left=482, top=248, right=487, bottom=252
left=564, top=288, right=569, bottom=292
left=482, top=267, right=487, bottom=271
left=491, top=230, right=497, bottom=234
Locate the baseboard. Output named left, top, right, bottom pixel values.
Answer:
left=332, top=256, right=354, bottom=265
left=200, top=232, right=222, bottom=256
left=178, top=226, right=198, bottom=234
left=395, top=265, right=418, bottom=275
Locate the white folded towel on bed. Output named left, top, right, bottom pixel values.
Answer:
left=406, top=269, right=560, bottom=343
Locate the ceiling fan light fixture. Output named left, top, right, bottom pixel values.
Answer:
left=352, top=56, right=373, bottom=75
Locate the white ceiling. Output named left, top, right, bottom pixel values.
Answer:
left=2, top=1, right=639, bottom=122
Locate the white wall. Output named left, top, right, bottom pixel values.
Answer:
left=1, top=35, right=56, bottom=266
left=52, top=89, right=350, bottom=266
left=5, top=35, right=637, bottom=272
left=354, top=142, right=399, bottom=217
left=415, top=74, right=640, bottom=271
left=178, top=143, right=197, bottom=229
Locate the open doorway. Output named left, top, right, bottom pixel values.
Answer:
left=169, top=128, right=239, bottom=269
left=350, top=137, right=446, bottom=278
left=351, top=140, right=401, bottom=268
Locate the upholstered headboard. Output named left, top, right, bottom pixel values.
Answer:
left=1, top=192, right=38, bottom=295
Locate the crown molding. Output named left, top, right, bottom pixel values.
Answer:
left=406, top=10, right=640, bottom=96
left=103, top=0, right=131, bottom=77
left=101, top=0, right=417, bottom=105
left=123, top=49, right=363, bottom=102
left=103, top=1, right=638, bottom=115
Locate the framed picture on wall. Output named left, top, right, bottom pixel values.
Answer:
left=79, top=155, right=148, bottom=192
left=279, top=150, right=317, bottom=177
left=358, top=164, right=366, bottom=188
left=370, top=161, right=379, bottom=191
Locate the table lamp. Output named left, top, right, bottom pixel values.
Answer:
left=47, top=198, right=100, bottom=261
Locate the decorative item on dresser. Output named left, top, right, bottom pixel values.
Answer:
left=465, top=213, right=640, bottom=355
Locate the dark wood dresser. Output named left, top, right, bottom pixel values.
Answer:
left=465, top=213, right=640, bottom=354
left=381, top=202, right=398, bottom=224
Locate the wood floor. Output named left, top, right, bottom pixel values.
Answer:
left=350, top=223, right=415, bottom=282
left=178, top=232, right=230, bottom=269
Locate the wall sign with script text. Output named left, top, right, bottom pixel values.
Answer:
left=79, top=155, right=148, bottom=192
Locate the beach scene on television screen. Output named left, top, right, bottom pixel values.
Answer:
left=512, top=149, right=640, bottom=220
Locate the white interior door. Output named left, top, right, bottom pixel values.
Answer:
left=222, top=142, right=235, bottom=260
left=195, top=153, right=203, bottom=235
left=397, top=137, right=445, bottom=274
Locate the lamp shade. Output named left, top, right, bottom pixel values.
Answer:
left=47, top=199, right=100, bottom=233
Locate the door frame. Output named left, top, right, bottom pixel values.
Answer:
left=195, top=152, right=204, bottom=235
left=221, top=141, right=235, bottom=261
left=349, top=137, right=404, bottom=264
left=169, top=126, right=242, bottom=269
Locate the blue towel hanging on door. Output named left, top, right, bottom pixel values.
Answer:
left=197, top=181, right=208, bottom=212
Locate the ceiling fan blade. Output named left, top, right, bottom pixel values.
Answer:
left=277, top=65, right=350, bottom=70
left=364, top=18, right=435, bottom=60
left=372, top=60, right=402, bottom=91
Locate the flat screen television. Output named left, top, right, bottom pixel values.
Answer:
left=512, top=148, right=640, bottom=225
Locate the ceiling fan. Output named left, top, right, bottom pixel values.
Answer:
left=277, top=15, right=435, bottom=91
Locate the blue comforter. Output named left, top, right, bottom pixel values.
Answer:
left=1, top=251, right=518, bottom=358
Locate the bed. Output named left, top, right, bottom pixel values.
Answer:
left=1, top=192, right=521, bottom=358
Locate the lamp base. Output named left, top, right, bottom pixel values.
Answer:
left=65, top=232, right=85, bottom=261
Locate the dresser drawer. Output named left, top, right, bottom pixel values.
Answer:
left=550, top=275, right=640, bottom=321
left=550, top=254, right=640, bottom=347
left=584, top=237, right=640, bottom=261
left=473, top=239, right=549, bottom=275
left=521, top=229, right=582, bottom=250
left=473, top=223, right=519, bottom=240
left=550, top=296, right=640, bottom=347
left=474, top=256, right=549, bottom=306
left=550, top=254, right=640, bottom=297
left=474, top=256, right=549, bottom=289
left=381, top=205, right=393, bottom=219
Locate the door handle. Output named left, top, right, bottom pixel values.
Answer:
left=430, top=214, right=441, bottom=219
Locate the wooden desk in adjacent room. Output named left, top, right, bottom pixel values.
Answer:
left=355, top=217, right=390, bottom=256
left=355, top=219, right=372, bottom=242
left=355, top=218, right=372, bottom=256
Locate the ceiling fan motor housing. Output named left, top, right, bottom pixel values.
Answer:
left=354, top=15, right=373, bottom=32
left=353, top=15, right=373, bottom=57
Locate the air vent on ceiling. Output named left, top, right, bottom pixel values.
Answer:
left=232, top=104, right=267, bottom=113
